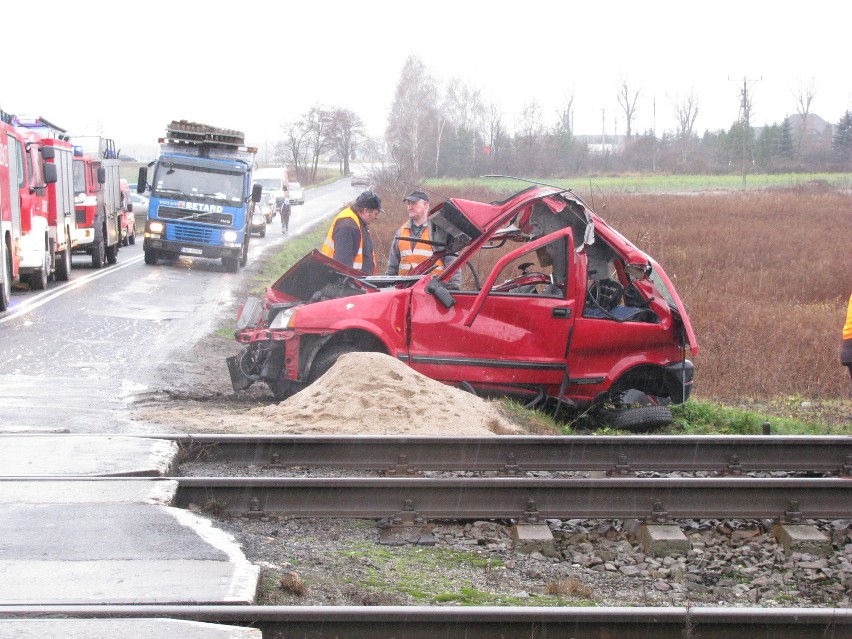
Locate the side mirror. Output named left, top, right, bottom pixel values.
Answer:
left=425, top=276, right=455, bottom=309
left=137, top=167, right=147, bottom=193
left=40, top=146, right=56, bottom=160
left=42, top=163, right=58, bottom=184
left=251, top=183, right=262, bottom=203
left=97, top=167, right=106, bottom=184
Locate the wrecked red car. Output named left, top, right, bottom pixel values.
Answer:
left=228, top=185, right=698, bottom=429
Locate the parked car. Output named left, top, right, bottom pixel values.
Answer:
left=227, top=185, right=698, bottom=431
left=249, top=205, right=267, bottom=238
left=119, top=179, right=136, bottom=246
left=259, top=192, right=276, bottom=223
left=350, top=173, right=369, bottom=187
left=287, top=182, right=304, bottom=205
left=130, top=193, right=149, bottom=217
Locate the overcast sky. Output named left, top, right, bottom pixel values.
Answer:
left=4, top=0, right=849, bottom=159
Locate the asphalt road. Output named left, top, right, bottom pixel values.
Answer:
left=0, top=178, right=362, bottom=434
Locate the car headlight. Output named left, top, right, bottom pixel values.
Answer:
left=148, top=221, right=164, bottom=233
left=268, top=307, right=297, bottom=330
left=222, top=230, right=238, bottom=242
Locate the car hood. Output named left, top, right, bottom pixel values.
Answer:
left=266, top=250, right=375, bottom=304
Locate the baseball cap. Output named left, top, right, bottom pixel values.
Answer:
left=403, top=190, right=429, bottom=203
left=355, top=190, right=382, bottom=211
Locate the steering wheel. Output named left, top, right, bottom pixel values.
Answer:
left=587, top=278, right=624, bottom=311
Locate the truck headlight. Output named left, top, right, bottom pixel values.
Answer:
left=222, top=230, right=238, bottom=243
left=148, top=221, right=165, bottom=233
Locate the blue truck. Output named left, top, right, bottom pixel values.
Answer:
left=138, top=120, right=261, bottom=272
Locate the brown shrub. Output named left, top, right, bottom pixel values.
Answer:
left=545, top=577, right=593, bottom=598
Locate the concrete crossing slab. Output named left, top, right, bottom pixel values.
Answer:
left=0, top=618, right=261, bottom=638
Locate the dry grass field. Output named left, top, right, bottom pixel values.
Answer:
left=373, top=183, right=852, bottom=408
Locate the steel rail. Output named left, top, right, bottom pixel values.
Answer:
left=172, top=476, right=851, bottom=520
left=0, top=605, right=847, bottom=639
left=156, top=434, right=852, bottom=474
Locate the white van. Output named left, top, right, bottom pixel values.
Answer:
left=252, top=167, right=289, bottom=208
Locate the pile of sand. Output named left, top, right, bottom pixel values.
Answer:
left=249, top=352, right=522, bottom=436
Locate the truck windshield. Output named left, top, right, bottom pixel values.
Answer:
left=72, top=161, right=86, bottom=195
left=153, top=163, right=244, bottom=204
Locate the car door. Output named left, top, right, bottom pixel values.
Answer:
left=406, top=228, right=576, bottom=397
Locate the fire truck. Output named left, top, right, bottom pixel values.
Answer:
left=138, top=120, right=259, bottom=272
left=71, top=136, right=124, bottom=268
left=0, top=109, right=58, bottom=306
left=14, top=116, right=76, bottom=282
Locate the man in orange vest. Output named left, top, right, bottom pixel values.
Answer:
left=385, top=190, right=460, bottom=288
left=842, top=292, right=852, bottom=382
left=321, top=190, right=381, bottom=274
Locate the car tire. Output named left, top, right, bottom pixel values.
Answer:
left=259, top=227, right=266, bottom=238
left=268, top=378, right=305, bottom=402
left=607, top=405, right=673, bottom=432
left=308, top=343, right=362, bottom=384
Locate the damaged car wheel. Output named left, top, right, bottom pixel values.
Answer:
left=608, top=405, right=673, bottom=432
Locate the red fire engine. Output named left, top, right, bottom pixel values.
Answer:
left=14, top=116, right=76, bottom=282
left=71, top=136, right=124, bottom=268
left=0, top=109, right=58, bottom=308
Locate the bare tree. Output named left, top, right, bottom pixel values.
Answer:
left=616, top=79, right=640, bottom=138
left=386, top=55, right=439, bottom=179
left=328, top=108, right=363, bottom=176
left=671, top=89, right=699, bottom=169
left=554, top=93, right=575, bottom=137
left=793, top=77, right=817, bottom=158
left=279, top=122, right=311, bottom=179
left=483, top=102, right=506, bottom=169
left=672, top=89, right=699, bottom=139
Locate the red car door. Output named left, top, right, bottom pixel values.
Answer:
left=407, top=228, right=576, bottom=398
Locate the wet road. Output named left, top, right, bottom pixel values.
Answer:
left=0, top=178, right=362, bottom=434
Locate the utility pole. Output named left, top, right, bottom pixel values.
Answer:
left=601, top=108, right=606, bottom=147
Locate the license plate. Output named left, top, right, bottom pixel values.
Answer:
left=181, top=247, right=203, bottom=255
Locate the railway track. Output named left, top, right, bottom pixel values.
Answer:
left=1, top=604, right=848, bottom=638
left=4, top=435, right=850, bottom=638
left=165, top=434, right=852, bottom=475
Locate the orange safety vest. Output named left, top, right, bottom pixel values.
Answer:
left=396, top=224, right=443, bottom=275
left=844, top=293, right=852, bottom=340
left=321, top=207, right=374, bottom=273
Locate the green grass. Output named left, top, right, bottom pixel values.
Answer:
left=497, top=397, right=847, bottom=436
left=247, top=222, right=328, bottom=296
left=336, top=542, right=593, bottom=606
left=426, top=173, right=852, bottom=197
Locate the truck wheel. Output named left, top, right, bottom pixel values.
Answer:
left=92, top=239, right=105, bottom=269
left=0, top=249, right=11, bottom=311
left=239, top=234, right=249, bottom=267
left=55, top=248, right=71, bottom=282
left=29, top=251, right=49, bottom=290
left=106, top=242, right=118, bottom=265
left=608, top=405, right=673, bottom=432
left=222, top=256, right=239, bottom=272
left=144, top=249, right=158, bottom=265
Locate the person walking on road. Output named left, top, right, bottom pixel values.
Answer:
left=386, top=190, right=460, bottom=288
left=320, top=190, right=381, bottom=274
left=280, top=196, right=291, bottom=235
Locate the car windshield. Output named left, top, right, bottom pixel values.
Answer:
left=153, top=163, right=245, bottom=203
left=289, top=183, right=301, bottom=190
left=261, top=193, right=273, bottom=204
left=254, top=178, right=282, bottom=191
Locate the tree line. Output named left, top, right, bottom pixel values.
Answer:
left=275, top=56, right=852, bottom=182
